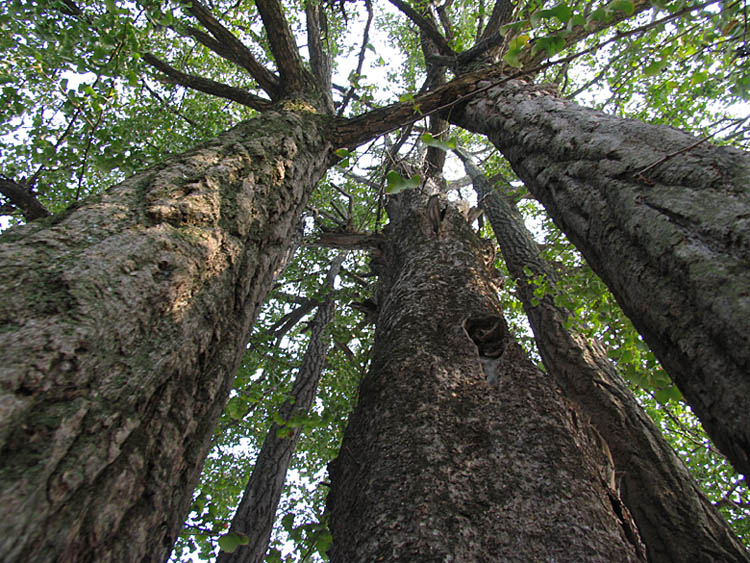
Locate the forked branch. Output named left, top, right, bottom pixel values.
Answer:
left=255, top=0, right=312, bottom=94
left=183, top=0, right=281, bottom=97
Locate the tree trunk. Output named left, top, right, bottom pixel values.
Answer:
left=218, top=255, right=343, bottom=563
left=459, top=151, right=749, bottom=562
left=450, top=79, right=750, bottom=478
left=0, top=108, right=333, bottom=563
left=327, top=190, right=645, bottom=561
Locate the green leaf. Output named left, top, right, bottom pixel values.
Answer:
left=508, top=34, right=530, bottom=50
left=531, top=4, right=572, bottom=27
left=503, top=49, right=522, bottom=68
left=281, top=513, right=296, bottom=532
left=654, top=386, right=682, bottom=404
left=500, top=21, right=527, bottom=37
left=420, top=133, right=457, bottom=151
left=218, top=532, right=249, bottom=553
left=226, top=397, right=247, bottom=420
left=385, top=171, right=421, bottom=194
left=643, top=59, right=668, bottom=77
left=690, top=71, right=708, bottom=85
left=316, top=530, right=333, bottom=554
left=610, top=0, right=635, bottom=15
left=532, top=34, right=566, bottom=57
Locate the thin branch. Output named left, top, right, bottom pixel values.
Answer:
left=74, top=107, right=105, bottom=201
left=269, top=299, right=318, bottom=340
left=315, top=232, right=384, bottom=250
left=0, top=177, right=51, bottom=221
left=479, top=0, right=514, bottom=42
left=433, top=1, right=454, bottom=42
left=183, top=0, right=281, bottom=97
left=141, top=79, right=200, bottom=128
left=337, top=0, right=374, bottom=116
left=388, top=0, right=456, bottom=59
left=635, top=116, right=750, bottom=180
left=142, top=53, right=273, bottom=111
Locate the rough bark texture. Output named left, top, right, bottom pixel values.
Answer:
left=218, top=255, right=343, bottom=563
left=463, top=153, right=750, bottom=562
left=0, top=108, right=333, bottom=563
left=327, top=190, right=644, bottom=562
left=450, top=79, right=750, bottom=478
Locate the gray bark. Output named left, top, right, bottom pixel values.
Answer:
left=459, top=151, right=749, bottom=562
left=327, top=190, right=644, bottom=561
left=0, top=108, right=333, bottom=563
left=218, top=255, right=343, bottom=563
left=450, top=79, right=750, bottom=478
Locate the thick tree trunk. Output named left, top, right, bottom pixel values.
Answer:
left=451, top=79, right=750, bottom=477
left=460, top=152, right=749, bottom=562
left=0, top=108, right=333, bottom=563
left=218, top=255, right=343, bottom=563
left=327, top=191, right=644, bottom=561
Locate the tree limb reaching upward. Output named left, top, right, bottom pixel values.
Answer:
left=388, top=0, right=456, bottom=59
left=255, top=0, right=315, bottom=96
left=183, top=0, right=281, bottom=97
left=142, top=53, right=274, bottom=111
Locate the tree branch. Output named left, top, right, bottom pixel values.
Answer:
left=433, top=0, right=454, bottom=42
left=183, top=0, right=281, bottom=98
left=142, top=53, right=273, bottom=112
left=337, top=0, right=374, bottom=116
left=388, top=0, right=456, bottom=59
left=305, top=2, right=334, bottom=111
left=0, top=177, right=51, bottom=221
left=479, top=0, right=514, bottom=42
left=315, top=232, right=384, bottom=250
left=334, top=64, right=505, bottom=147
left=140, top=79, right=200, bottom=128
left=254, top=0, right=311, bottom=94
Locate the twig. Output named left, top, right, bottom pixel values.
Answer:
left=635, top=116, right=750, bottom=180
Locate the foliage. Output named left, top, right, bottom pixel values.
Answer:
left=2, top=0, right=749, bottom=561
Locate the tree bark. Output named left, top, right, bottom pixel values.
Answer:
left=218, top=255, right=343, bottom=563
left=450, top=79, right=750, bottom=478
left=0, top=108, right=333, bottom=563
left=327, top=190, right=645, bottom=561
left=459, top=152, right=749, bottom=562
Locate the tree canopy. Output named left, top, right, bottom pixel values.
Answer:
left=1, top=0, right=749, bottom=561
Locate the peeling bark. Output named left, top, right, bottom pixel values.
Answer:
left=0, top=109, right=333, bottom=563
left=451, top=79, right=750, bottom=478
left=327, top=191, right=644, bottom=561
